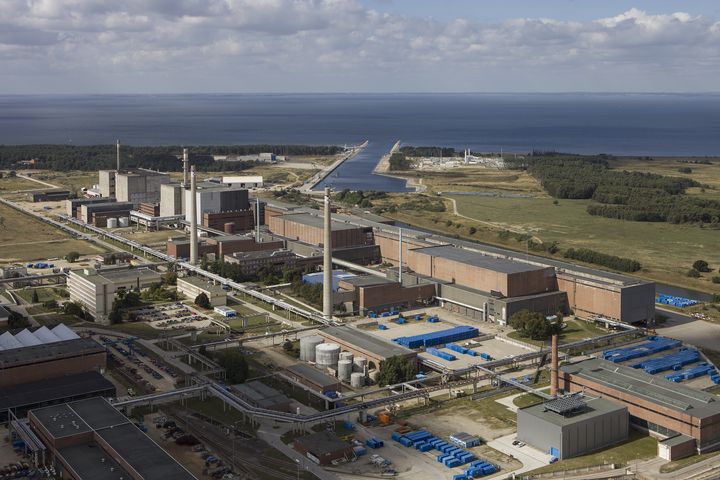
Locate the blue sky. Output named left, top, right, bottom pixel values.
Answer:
left=1, top=0, right=719, bottom=93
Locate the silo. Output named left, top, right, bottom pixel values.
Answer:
left=338, top=360, right=352, bottom=382
left=351, top=372, right=365, bottom=388
left=118, top=217, right=130, bottom=227
left=299, top=336, right=324, bottom=362
left=340, top=351, right=354, bottom=363
left=353, top=357, right=367, bottom=373
left=107, top=218, right=118, bottom=228
left=315, top=343, right=340, bottom=371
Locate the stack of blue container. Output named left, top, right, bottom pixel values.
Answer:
left=665, top=362, right=716, bottom=382
left=393, top=326, right=479, bottom=349
left=602, top=336, right=680, bottom=363
left=630, top=348, right=700, bottom=374
left=479, top=353, right=493, bottom=361
left=447, top=343, right=480, bottom=357
left=392, top=430, right=497, bottom=477
left=656, top=294, right=698, bottom=308
left=366, top=438, right=384, bottom=449
left=427, top=315, right=440, bottom=323
left=711, top=373, right=720, bottom=385
left=427, top=347, right=456, bottom=361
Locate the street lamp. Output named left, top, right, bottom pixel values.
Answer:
left=295, top=458, right=300, bottom=480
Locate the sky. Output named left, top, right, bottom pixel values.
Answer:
left=1, top=0, right=719, bottom=94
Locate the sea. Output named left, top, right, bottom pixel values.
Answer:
left=1, top=93, right=720, bottom=192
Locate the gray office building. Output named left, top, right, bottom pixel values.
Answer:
left=517, top=396, right=629, bottom=459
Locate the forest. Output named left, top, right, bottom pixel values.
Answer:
left=0, top=144, right=342, bottom=172
left=527, top=157, right=720, bottom=225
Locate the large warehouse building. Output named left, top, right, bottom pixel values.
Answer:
left=517, top=396, right=629, bottom=460
left=318, top=326, right=416, bottom=370
left=28, top=397, right=196, bottom=480
left=561, top=357, right=720, bottom=456
left=268, top=212, right=374, bottom=248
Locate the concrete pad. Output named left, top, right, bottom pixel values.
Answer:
left=488, top=433, right=553, bottom=477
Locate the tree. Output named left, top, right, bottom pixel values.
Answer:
left=509, top=309, right=562, bottom=341
left=217, top=350, right=249, bottom=383
left=163, top=270, right=177, bottom=286
left=65, top=251, right=81, bottom=262
left=194, top=292, right=211, bottom=309
left=7, top=310, right=29, bottom=329
left=63, top=301, right=86, bottom=319
left=468, top=226, right=477, bottom=235
left=31, top=290, right=39, bottom=303
left=377, top=356, right=418, bottom=386
left=693, top=260, right=710, bottom=273
left=687, top=269, right=701, bottom=278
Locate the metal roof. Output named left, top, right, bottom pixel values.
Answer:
left=543, top=395, right=587, bottom=416
left=278, top=213, right=362, bottom=231
left=411, top=245, right=547, bottom=274
left=520, top=396, right=626, bottom=427
left=286, top=363, right=339, bottom=388
left=0, top=338, right=104, bottom=369
left=561, top=357, right=720, bottom=419
left=0, top=372, right=115, bottom=413
left=59, top=442, right=130, bottom=480
left=340, top=276, right=394, bottom=287
left=321, top=326, right=415, bottom=359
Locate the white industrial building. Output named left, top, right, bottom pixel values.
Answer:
left=183, top=184, right=250, bottom=223
left=176, top=276, right=227, bottom=307
left=222, top=176, right=264, bottom=189
left=67, top=267, right=161, bottom=324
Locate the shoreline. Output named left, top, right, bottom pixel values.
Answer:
left=300, top=140, right=368, bottom=192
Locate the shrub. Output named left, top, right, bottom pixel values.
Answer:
left=687, top=269, right=701, bottom=278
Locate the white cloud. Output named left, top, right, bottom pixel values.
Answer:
left=0, top=2, right=718, bottom=92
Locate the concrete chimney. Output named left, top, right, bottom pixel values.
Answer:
left=550, top=333, right=559, bottom=397
left=255, top=198, right=261, bottom=243
left=182, top=148, right=189, bottom=188
left=398, top=227, right=403, bottom=284
left=190, top=166, right=198, bottom=265
left=323, top=187, right=332, bottom=320
left=116, top=139, right=121, bottom=171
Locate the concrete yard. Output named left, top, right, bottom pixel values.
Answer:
left=417, top=338, right=531, bottom=370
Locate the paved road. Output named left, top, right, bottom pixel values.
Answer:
left=256, top=423, right=338, bottom=480
left=656, top=307, right=720, bottom=352
left=488, top=433, right=552, bottom=478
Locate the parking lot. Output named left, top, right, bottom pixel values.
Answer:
left=132, top=302, right=220, bottom=332
left=97, top=334, right=179, bottom=393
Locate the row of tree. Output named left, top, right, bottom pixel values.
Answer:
left=0, top=144, right=341, bottom=172
left=388, top=152, right=413, bottom=171
left=526, top=156, right=720, bottom=225
left=563, top=248, right=641, bottom=273
left=334, top=189, right=387, bottom=209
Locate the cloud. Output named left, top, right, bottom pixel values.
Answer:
left=0, top=1, right=718, bottom=92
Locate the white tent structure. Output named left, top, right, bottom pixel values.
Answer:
left=0, top=324, right=79, bottom=351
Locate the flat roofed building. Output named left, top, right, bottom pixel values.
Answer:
left=29, top=189, right=70, bottom=202
left=66, top=197, right=116, bottom=218
left=160, top=183, right=184, bottom=217
left=319, top=326, right=416, bottom=370
left=79, top=201, right=134, bottom=224
left=285, top=363, right=340, bottom=394
left=115, top=169, right=171, bottom=206
left=337, top=275, right=437, bottom=315
left=407, top=244, right=557, bottom=298
left=68, top=267, right=161, bottom=324
left=0, top=337, right=106, bottom=388
left=29, top=397, right=196, bottom=480
left=268, top=213, right=374, bottom=248
left=222, top=175, right=263, bottom=188
left=561, top=357, right=720, bottom=453
left=293, top=431, right=354, bottom=466
left=225, top=249, right=319, bottom=276
left=184, top=185, right=250, bottom=223
left=232, top=381, right=291, bottom=411
left=517, top=396, right=629, bottom=460
left=176, top=276, right=226, bottom=307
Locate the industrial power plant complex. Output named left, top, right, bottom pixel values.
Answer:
left=0, top=141, right=717, bottom=480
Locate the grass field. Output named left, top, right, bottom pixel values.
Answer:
left=0, top=203, right=106, bottom=263
left=508, top=320, right=613, bottom=346
left=0, top=175, right=45, bottom=192
left=15, top=286, right=66, bottom=304
left=377, top=157, right=720, bottom=294
left=30, top=170, right=97, bottom=193
left=528, top=431, right=657, bottom=475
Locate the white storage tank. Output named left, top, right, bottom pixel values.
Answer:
left=315, top=343, right=340, bottom=370
left=338, top=359, right=352, bottom=382
left=340, top=351, right=354, bottom=363
left=299, top=335, right=324, bottom=362
left=351, top=372, right=365, bottom=388
left=118, top=216, right=130, bottom=227
left=106, top=218, right=118, bottom=228
left=353, top=356, right=367, bottom=371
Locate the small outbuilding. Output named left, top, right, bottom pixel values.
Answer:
left=517, top=395, right=628, bottom=460
left=293, top=430, right=354, bottom=465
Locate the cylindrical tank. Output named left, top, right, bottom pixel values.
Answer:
left=118, top=217, right=129, bottom=227
left=353, top=357, right=367, bottom=373
left=351, top=372, right=365, bottom=388
left=106, top=218, right=118, bottom=228
left=338, top=360, right=352, bottom=382
left=340, top=351, right=354, bottom=363
left=315, top=343, right=340, bottom=370
left=223, top=222, right=235, bottom=234
left=299, top=336, right=324, bottom=362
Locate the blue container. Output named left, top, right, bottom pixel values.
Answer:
left=445, top=458, right=461, bottom=468
left=378, top=324, right=387, bottom=330
left=437, top=454, right=448, bottom=462
left=391, top=432, right=403, bottom=442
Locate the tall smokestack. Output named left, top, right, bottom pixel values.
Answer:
left=550, top=334, right=559, bottom=397
left=255, top=197, right=261, bottom=243
left=398, top=227, right=403, bottom=284
left=323, top=187, right=332, bottom=320
left=182, top=148, right=189, bottom=188
left=190, top=166, right=198, bottom=265
left=116, top=139, right=121, bottom=171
